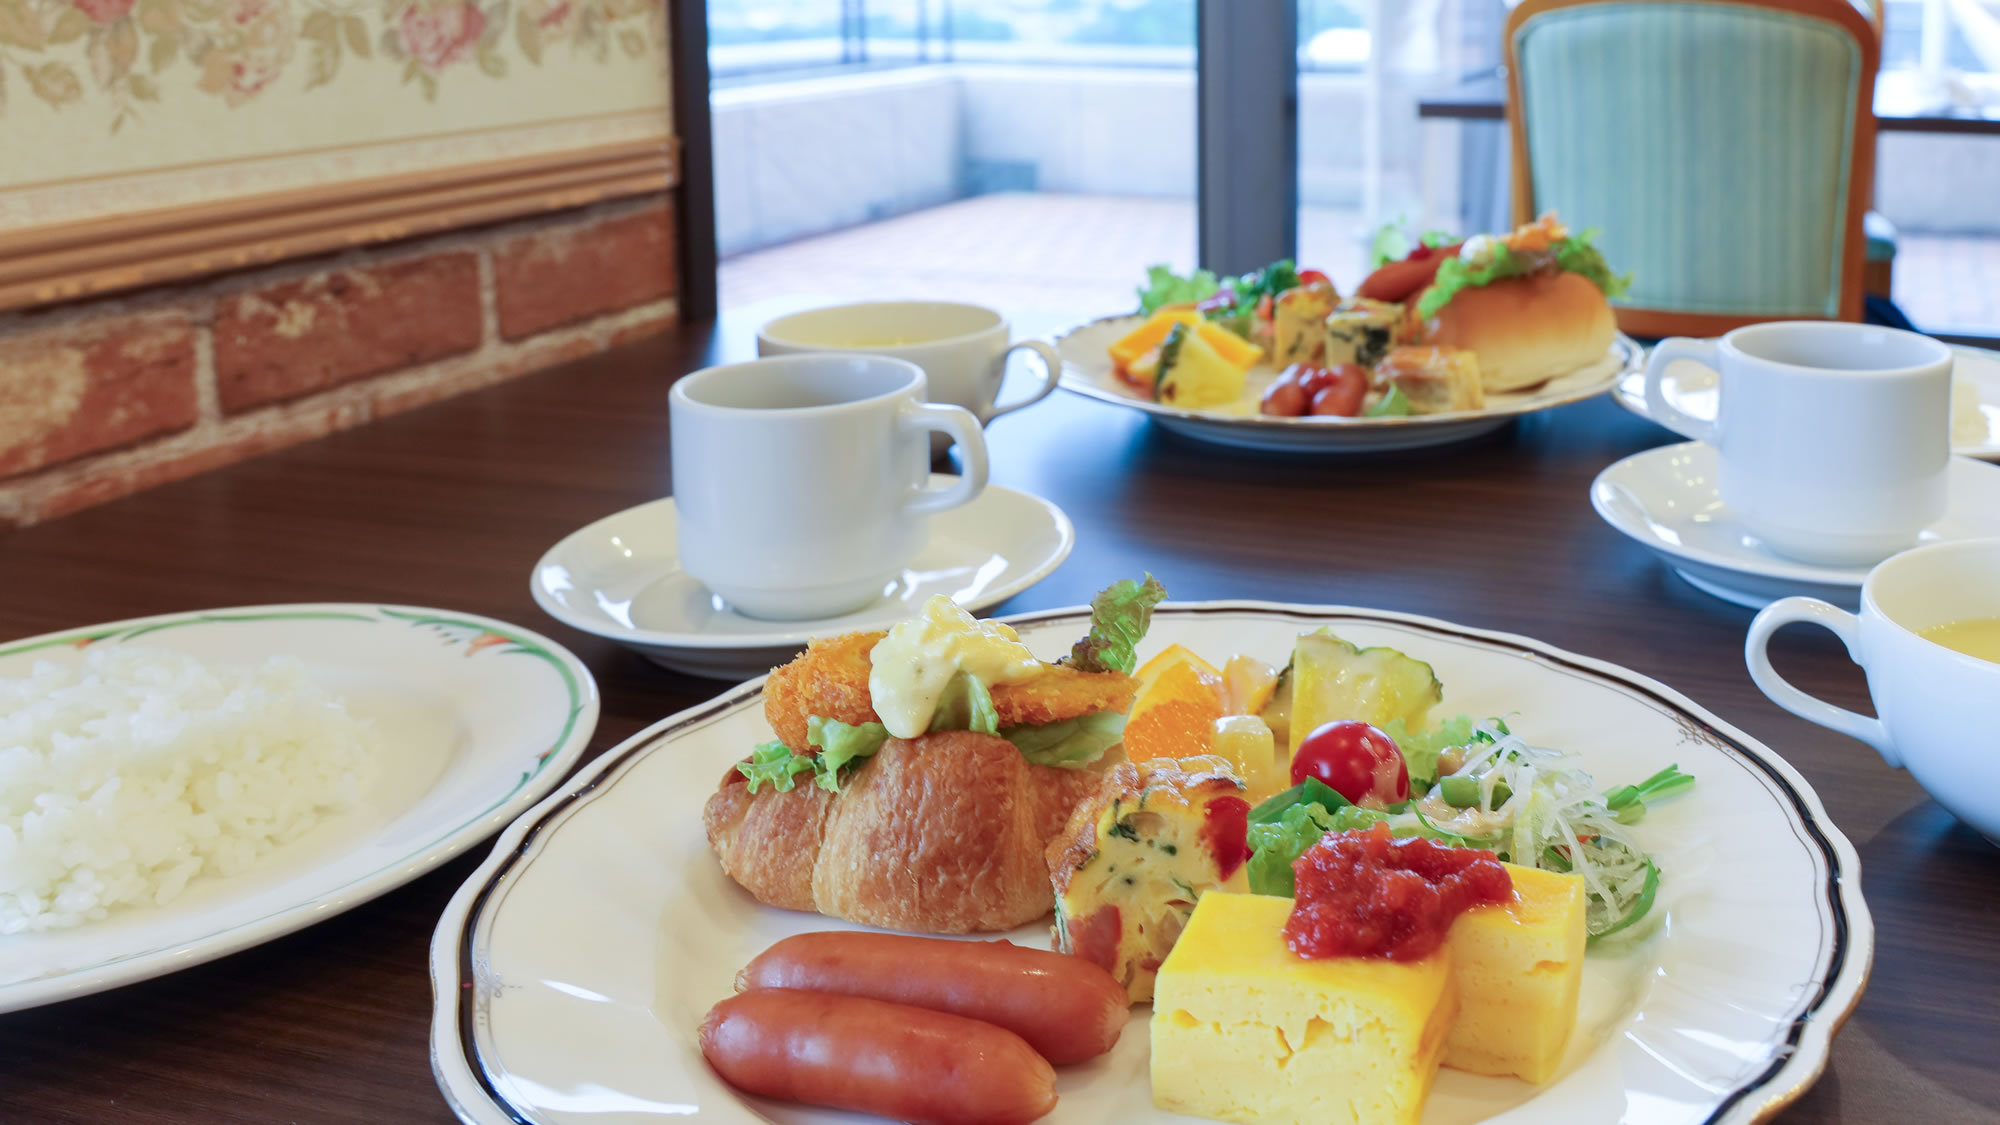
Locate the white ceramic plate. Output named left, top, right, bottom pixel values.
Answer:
left=1056, top=315, right=1639, bottom=452
left=530, top=479, right=1073, bottom=680
left=1592, top=442, right=2000, bottom=610
left=1612, top=343, right=2000, bottom=460
left=431, top=603, right=1870, bottom=1125
left=0, top=604, right=597, bottom=1014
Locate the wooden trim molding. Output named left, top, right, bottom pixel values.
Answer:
left=0, top=138, right=679, bottom=312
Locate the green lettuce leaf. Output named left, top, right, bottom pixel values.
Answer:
left=1137, top=265, right=1219, bottom=315
left=929, top=672, right=1000, bottom=735
left=1365, top=385, right=1413, bottom=417
left=1067, top=574, right=1168, bottom=675
left=1555, top=231, right=1632, bottom=300
left=737, top=739, right=815, bottom=794
left=1233, top=259, right=1300, bottom=304
left=1248, top=777, right=1350, bottom=826
left=1416, top=230, right=1630, bottom=320
left=1005, top=712, right=1127, bottom=768
left=806, top=716, right=890, bottom=791
left=1246, top=802, right=1334, bottom=896
left=1378, top=713, right=1478, bottom=789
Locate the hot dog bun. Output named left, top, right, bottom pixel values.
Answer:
left=1413, top=269, right=1615, bottom=393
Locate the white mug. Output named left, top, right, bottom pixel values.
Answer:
left=1746, top=537, right=2000, bottom=842
left=757, top=301, right=1060, bottom=454
left=1645, top=322, right=1954, bottom=567
left=669, top=354, right=988, bottom=621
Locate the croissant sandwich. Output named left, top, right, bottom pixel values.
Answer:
left=703, top=577, right=1168, bottom=934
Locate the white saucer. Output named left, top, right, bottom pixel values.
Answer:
left=1612, top=343, right=2000, bottom=460
left=1591, top=441, right=2000, bottom=610
left=529, top=477, right=1074, bottom=679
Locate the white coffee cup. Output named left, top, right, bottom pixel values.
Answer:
left=757, top=301, right=1061, bottom=454
left=1746, top=537, right=2000, bottom=842
left=1645, top=322, right=1954, bottom=567
left=669, top=354, right=988, bottom=621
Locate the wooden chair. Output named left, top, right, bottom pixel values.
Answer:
left=1505, top=0, right=1882, bottom=337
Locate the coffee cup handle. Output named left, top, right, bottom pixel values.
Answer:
left=1644, top=337, right=1722, bottom=444
left=900, top=401, right=989, bottom=515
left=985, top=340, right=1063, bottom=421
left=1745, top=597, right=1899, bottom=767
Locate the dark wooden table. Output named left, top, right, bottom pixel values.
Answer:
left=2, top=313, right=1996, bottom=1124
left=1417, top=71, right=2000, bottom=135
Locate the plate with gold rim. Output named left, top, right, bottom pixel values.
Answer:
left=430, top=601, right=1867, bottom=1125
left=1055, top=316, right=1640, bottom=452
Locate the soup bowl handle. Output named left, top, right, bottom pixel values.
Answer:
left=1746, top=597, right=1898, bottom=767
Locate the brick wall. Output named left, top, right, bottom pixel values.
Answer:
left=0, top=194, right=679, bottom=528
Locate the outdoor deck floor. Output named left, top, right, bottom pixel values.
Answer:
left=720, top=193, right=1998, bottom=337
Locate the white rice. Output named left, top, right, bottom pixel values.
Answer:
left=0, top=646, right=380, bottom=934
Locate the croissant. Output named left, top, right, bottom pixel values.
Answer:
left=704, top=731, right=1114, bottom=933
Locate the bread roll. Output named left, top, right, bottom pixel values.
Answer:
left=1414, top=269, right=1615, bottom=393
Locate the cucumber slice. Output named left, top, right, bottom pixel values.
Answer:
left=1287, top=632, right=1444, bottom=756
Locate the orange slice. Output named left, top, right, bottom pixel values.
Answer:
left=1134, top=644, right=1223, bottom=694
left=1125, top=658, right=1225, bottom=763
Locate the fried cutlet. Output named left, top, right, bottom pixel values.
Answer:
left=763, top=630, right=1138, bottom=753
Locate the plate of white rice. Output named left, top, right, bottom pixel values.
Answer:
left=0, top=603, right=597, bottom=1013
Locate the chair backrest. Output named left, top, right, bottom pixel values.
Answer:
left=1505, top=0, right=1880, bottom=337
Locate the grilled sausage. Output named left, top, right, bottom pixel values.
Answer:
left=699, top=990, right=1056, bottom=1125
left=737, top=931, right=1128, bottom=1065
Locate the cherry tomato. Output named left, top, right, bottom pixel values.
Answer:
left=1296, top=269, right=1332, bottom=289
left=1261, top=379, right=1309, bottom=417
left=1310, top=366, right=1368, bottom=416
left=1291, top=720, right=1410, bottom=805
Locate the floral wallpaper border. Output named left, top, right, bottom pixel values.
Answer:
left=0, top=0, right=663, bottom=131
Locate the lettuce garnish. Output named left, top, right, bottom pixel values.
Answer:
left=738, top=740, right=815, bottom=794
left=1067, top=574, right=1168, bottom=675
left=1137, top=265, right=1220, bottom=315
left=1414, top=229, right=1631, bottom=320
left=807, top=716, right=890, bottom=790
left=1005, top=712, right=1128, bottom=768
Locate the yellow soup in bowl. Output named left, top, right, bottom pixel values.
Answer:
left=1919, top=617, right=2000, bottom=664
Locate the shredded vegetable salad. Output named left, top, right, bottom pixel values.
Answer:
left=1245, top=715, right=1692, bottom=941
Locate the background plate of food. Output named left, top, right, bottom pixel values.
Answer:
left=429, top=590, right=1869, bottom=1125
left=1057, top=217, right=1643, bottom=453
left=0, top=604, right=596, bottom=1014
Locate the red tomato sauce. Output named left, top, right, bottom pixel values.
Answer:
left=1201, top=795, right=1252, bottom=881
left=1284, top=822, right=1512, bottom=961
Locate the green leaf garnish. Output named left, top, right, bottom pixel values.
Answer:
left=737, top=740, right=815, bottom=794
left=1067, top=575, right=1168, bottom=675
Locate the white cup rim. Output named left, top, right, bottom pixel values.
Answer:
left=1721, top=321, right=1954, bottom=378
left=1862, top=535, right=2000, bottom=670
left=757, top=300, right=1007, bottom=352
left=670, top=353, right=927, bottom=418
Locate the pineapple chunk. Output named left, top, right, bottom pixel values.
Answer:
left=1156, top=322, right=1251, bottom=409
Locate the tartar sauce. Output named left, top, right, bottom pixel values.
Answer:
left=868, top=596, right=1044, bottom=738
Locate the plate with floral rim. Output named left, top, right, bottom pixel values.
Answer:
left=0, top=603, right=597, bottom=1014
